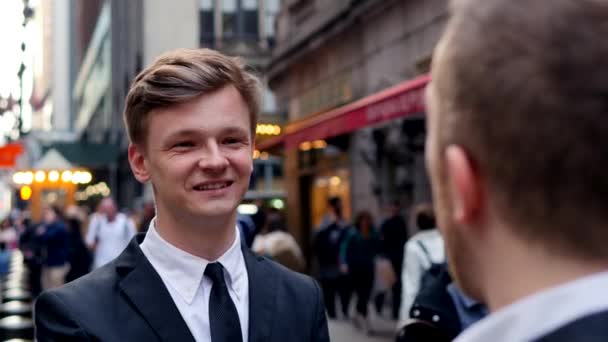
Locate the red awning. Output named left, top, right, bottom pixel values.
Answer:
left=257, top=74, right=429, bottom=150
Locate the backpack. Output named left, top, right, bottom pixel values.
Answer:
left=395, top=241, right=461, bottom=342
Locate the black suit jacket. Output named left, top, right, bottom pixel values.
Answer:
left=35, top=234, right=330, bottom=342
left=533, top=310, right=608, bottom=342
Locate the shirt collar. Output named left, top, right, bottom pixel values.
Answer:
left=141, top=218, right=246, bottom=304
left=455, top=271, right=608, bottom=342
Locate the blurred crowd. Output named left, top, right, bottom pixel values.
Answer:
left=311, top=197, right=488, bottom=340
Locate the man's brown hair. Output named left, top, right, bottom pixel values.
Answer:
left=436, top=0, right=608, bottom=259
left=123, top=48, right=262, bottom=147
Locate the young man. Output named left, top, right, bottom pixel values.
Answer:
left=35, top=49, right=329, bottom=342
left=425, top=0, right=608, bottom=341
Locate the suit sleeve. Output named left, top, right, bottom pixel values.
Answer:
left=311, top=278, right=330, bottom=342
left=35, top=291, right=91, bottom=341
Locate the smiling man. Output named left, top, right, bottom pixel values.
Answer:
left=425, top=0, right=608, bottom=341
left=34, top=49, right=329, bottom=342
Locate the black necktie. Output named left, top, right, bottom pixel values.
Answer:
left=204, top=262, right=243, bottom=342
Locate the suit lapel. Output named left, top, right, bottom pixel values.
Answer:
left=243, top=245, right=278, bottom=342
left=116, top=235, right=196, bottom=342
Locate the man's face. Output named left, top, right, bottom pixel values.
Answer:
left=132, top=85, right=253, bottom=224
left=425, top=34, right=482, bottom=300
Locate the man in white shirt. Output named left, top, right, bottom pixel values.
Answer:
left=85, top=197, right=136, bottom=269
left=425, top=0, right=608, bottom=341
left=35, top=48, right=329, bottom=342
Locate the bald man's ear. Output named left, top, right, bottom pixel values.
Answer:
left=444, top=145, right=484, bottom=225
left=128, top=144, right=151, bottom=183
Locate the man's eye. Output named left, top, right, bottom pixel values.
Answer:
left=173, top=141, right=194, bottom=148
left=224, top=138, right=242, bottom=145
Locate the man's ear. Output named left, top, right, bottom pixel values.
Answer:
left=444, top=145, right=484, bottom=225
left=128, top=143, right=151, bottom=183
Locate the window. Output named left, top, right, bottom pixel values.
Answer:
left=223, top=0, right=238, bottom=38
left=200, top=0, right=215, bottom=46
left=242, top=0, right=259, bottom=39
left=264, top=0, right=280, bottom=46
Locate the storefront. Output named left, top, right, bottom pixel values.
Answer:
left=258, top=74, right=430, bottom=257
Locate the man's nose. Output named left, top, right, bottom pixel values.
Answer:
left=198, top=142, right=229, bottom=171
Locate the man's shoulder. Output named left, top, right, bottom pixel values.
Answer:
left=258, top=255, right=318, bottom=293
left=534, top=310, right=608, bottom=342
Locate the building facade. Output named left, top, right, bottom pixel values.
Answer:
left=266, top=0, right=448, bottom=255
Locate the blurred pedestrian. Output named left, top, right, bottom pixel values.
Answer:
left=37, top=206, right=69, bottom=290
left=376, top=200, right=409, bottom=320
left=313, top=196, right=353, bottom=319
left=339, top=210, right=380, bottom=332
left=64, top=205, right=92, bottom=283
left=252, top=208, right=304, bottom=272
left=425, top=1, right=608, bottom=341
left=85, top=197, right=136, bottom=269
left=397, top=203, right=445, bottom=330
left=18, top=212, right=43, bottom=296
left=138, top=200, right=155, bottom=233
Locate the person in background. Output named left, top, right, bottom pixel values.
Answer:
left=64, top=205, right=92, bottom=283
left=0, top=218, right=17, bottom=275
left=85, top=197, right=137, bottom=269
left=18, top=212, right=43, bottom=296
left=313, top=196, right=353, bottom=319
left=138, top=201, right=155, bottom=233
left=398, top=203, right=445, bottom=330
left=377, top=200, right=409, bottom=319
left=251, top=198, right=267, bottom=237
left=37, top=206, right=69, bottom=290
left=252, top=208, right=304, bottom=272
left=340, top=210, right=380, bottom=333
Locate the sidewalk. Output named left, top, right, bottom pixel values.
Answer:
left=328, top=313, right=396, bottom=342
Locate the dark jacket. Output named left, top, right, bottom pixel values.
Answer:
left=39, top=221, right=69, bottom=267
left=35, top=234, right=329, bottom=342
left=313, top=221, right=349, bottom=279
left=380, top=215, right=408, bottom=270
left=340, top=227, right=380, bottom=274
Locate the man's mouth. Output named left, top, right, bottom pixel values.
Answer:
left=193, top=181, right=233, bottom=191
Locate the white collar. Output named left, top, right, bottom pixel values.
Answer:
left=141, top=218, right=246, bottom=304
left=455, top=270, right=608, bottom=342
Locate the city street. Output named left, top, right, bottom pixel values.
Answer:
left=328, top=313, right=396, bottom=342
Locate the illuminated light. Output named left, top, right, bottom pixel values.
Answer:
left=330, top=176, right=341, bottom=187
left=19, top=186, right=32, bottom=201
left=256, top=124, right=281, bottom=136
left=260, top=152, right=269, bottom=160
left=237, top=204, right=258, bottom=215
left=312, top=140, right=327, bottom=149
left=253, top=150, right=260, bottom=159
left=271, top=198, right=284, bottom=210
left=12, top=172, right=23, bottom=184
left=34, top=171, right=46, bottom=183
left=101, top=188, right=111, bottom=197
left=48, top=170, right=59, bottom=182
left=61, top=170, right=73, bottom=182
left=299, top=142, right=312, bottom=151
left=72, top=171, right=81, bottom=184
left=82, top=171, right=92, bottom=184
left=23, top=172, right=34, bottom=185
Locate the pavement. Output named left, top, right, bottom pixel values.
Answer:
left=328, top=311, right=397, bottom=342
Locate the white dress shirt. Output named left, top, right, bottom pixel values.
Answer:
left=140, top=219, right=249, bottom=342
left=455, top=271, right=608, bottom=342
